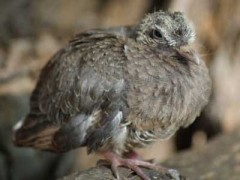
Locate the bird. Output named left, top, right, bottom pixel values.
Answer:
left=13, top=10, right=211, bottom=180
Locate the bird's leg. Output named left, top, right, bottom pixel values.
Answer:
left=98, top=151, right=156, bottom=180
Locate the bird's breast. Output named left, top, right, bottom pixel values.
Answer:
left=124, top=47, right=211, bottom=140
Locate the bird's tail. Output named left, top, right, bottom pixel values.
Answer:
left=12, top=114, right=60, bottom=152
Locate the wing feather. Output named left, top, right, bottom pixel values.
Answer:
left=13, top=28, right=131, bottom=151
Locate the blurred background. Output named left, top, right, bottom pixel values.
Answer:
left=0, top=0, right=240, bottom=179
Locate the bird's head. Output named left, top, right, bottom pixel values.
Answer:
left=136, top=11, right=195, bottom=48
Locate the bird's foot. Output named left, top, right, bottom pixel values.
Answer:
left=97, top=151, right=157, bottom=180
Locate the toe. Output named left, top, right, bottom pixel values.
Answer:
left=111, top=162, right=120, bottom=179
left=133, top=159, right=157, bottom=169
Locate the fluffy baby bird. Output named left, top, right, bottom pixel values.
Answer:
left=13, top=11, right=211, bottom=180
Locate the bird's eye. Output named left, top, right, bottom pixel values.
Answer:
left=150, top=29, right=163, bottom=39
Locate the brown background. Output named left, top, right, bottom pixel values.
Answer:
left=0, top=0, right=239, bottom=179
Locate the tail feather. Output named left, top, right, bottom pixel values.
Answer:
left=13, top=115, right=60, bottom=152
left=13, top=112, right=98, bottom=152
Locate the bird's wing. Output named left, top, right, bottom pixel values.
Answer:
left=13, top=29, right=130, bottom=151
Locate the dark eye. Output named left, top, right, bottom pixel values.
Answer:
left=150, top=29, right=163, bottom=39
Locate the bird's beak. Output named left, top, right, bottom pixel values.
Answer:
left=190, top=52, right=200, bottom=65
left=176, top=47, right=200, bottom=65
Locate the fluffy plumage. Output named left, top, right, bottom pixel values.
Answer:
left=13, top=10, right=211, bottom=179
